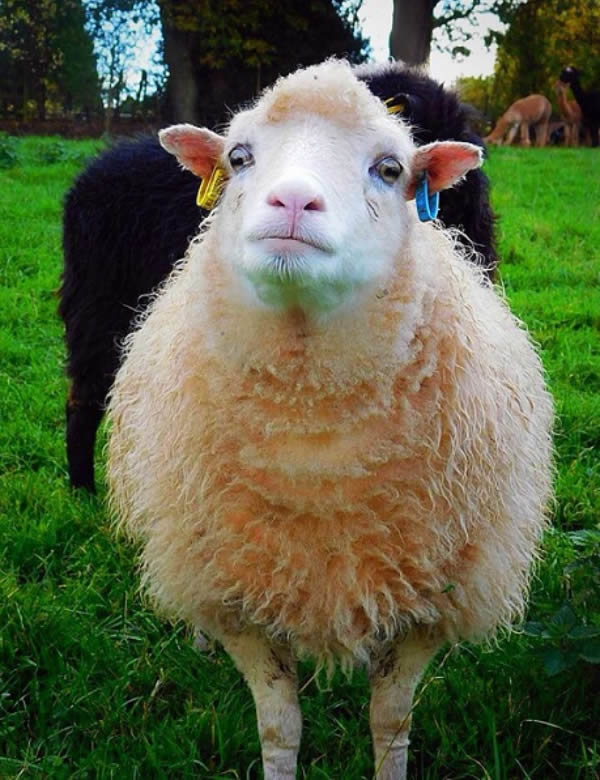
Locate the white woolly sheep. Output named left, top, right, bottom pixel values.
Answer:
left=60, top=62, right=497, bottom=495
left=107, top=60, right=553, bottom=780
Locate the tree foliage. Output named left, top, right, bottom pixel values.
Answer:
left=0, top=0, right=99, bottom=119
left=157, top=0, right=370, bottom=122
left=159, top=0, right=368, bottom=70
left=455, top=74, right=496, bottom=124
left=489, top=0, right=600, bottom=118
left=85, top=0, right=164, bottom=127
left=0, top=0, right=370, bottom=124
left=456, top=0, right=600, bottom=127
left=433, top=0, right=522, bottom=55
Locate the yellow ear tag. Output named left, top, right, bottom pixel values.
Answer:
left=196, top=166, right=225, bottom=210
left=384, top=96, right=407, bottom=116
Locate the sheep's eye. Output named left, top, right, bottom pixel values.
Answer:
left=228, top=145, right=254, bottom=172
left=372, top=157, right=403, bottom=185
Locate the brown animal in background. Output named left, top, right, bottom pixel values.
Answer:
left=485, top=94, right=552, bottom=147
left=560, top=66, right=600, bottom=147
left=554, top=80, right=582, bottom=146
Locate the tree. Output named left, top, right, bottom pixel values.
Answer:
left=455, top=73, right=496, bottom=121
left=454, top=0, right=600, bottom=130
left=55, top=1, right=101, bottom=116
left=0, top=0, right=63, bottom=119
left=390, top=0, right=435, bottom=64
left=0, top=0, right=99, bottom=119
left=537, top=0, right=600, bottom=91
left=157, top=0, right=370, bottom=123
left=78, top=0, right=368, bottom=126
left=490, top=0, right=600, bottom=118
left=85, top=0, right=162, bottom=129
left=490, top=0, right=546, bottom=108
left=390, top=0, right=523, bottom=66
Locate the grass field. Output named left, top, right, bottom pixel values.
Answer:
left=0, top=136, right=599, bottom=779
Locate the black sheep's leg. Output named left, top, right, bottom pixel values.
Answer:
left=66, top=389, right=105, bottom=493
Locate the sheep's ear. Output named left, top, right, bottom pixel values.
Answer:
left=159, top=124, right=225, bottom=178
left=405, top=141, right=483, bottom=200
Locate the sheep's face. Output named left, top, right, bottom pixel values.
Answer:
left=219, top=112, right=418, bottom=313
left=160, top=62, right=482, bottom=314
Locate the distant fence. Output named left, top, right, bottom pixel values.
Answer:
left=0, top=118, right=159, bottom=138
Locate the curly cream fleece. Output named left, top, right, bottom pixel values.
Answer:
left=107, top=62, right=553, bottom=669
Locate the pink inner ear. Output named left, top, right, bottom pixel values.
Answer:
left=160, top=126, right=224, bottom=179
left=428, top=146, right=479, bottom=191
left=409, top=142, right=482, bottom=198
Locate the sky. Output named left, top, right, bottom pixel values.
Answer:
left=359, top=0, right=502, bottom=86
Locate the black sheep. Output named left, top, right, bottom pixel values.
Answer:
left=59, top=138, right=203, bottom=491
left=356, top=62, right=497, bottom=270
left=59, top=63, right=498, bottom=492
left=559, top=66, right=600, bottom=147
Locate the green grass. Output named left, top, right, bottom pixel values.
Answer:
left=1, top=138, right=599, bottom=779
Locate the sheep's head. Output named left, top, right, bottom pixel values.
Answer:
left=160, top=61, right=482, bottom=314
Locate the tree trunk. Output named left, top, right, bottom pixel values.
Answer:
left=390, top=0, right=437, bottom=65
left=104, top=93, right=113, bottom=134
left=36, top=80, right=47, bottom=121
left=160, top=6, right=199, bottom=123
left=113, top=69, right=124, bottom=120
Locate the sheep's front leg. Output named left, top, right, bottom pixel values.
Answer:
left=218, top=630, right=301, bottom=779
left=370, top=633, right=440, bottom=780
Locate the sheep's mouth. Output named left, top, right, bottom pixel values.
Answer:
left=261, top=237, right=326, bottom=253
left=248, top=227, right=335, bottom=255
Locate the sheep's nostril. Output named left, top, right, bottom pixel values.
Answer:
left=266, top=186, right=326, bottom=214
left=267, top=195, right=287, bottom=209
left=304, top=195, right=325, bottom=212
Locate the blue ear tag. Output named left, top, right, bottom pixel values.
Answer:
left=415, top=174, right=439, bottom=222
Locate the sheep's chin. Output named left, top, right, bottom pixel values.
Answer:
left=242, top=267, right=364, bottom=313
left=237, top=244, right=377, bottom=313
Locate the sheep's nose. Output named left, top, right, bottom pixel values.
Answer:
left=266, top=180, right=326, bottom=222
